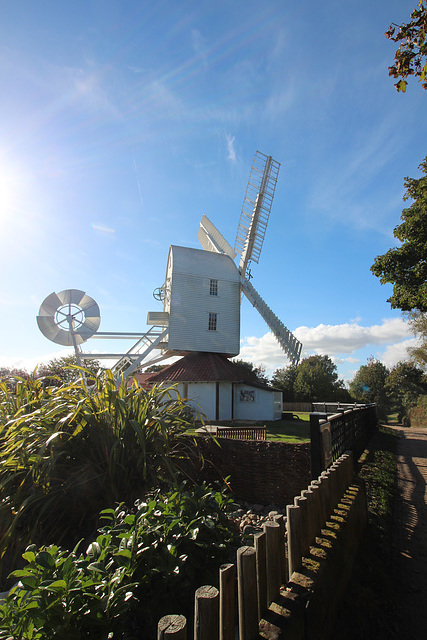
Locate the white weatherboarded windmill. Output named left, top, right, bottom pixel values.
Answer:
left=37, top=152, right=302, bottom=389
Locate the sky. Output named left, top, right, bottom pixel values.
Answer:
left=0, top=0, right=425, bottom=384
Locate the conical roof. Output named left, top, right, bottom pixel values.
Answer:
left=144, top=352, right=269, bottom=388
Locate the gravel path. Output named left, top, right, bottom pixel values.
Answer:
left=392, top=427, right=427, bottom=639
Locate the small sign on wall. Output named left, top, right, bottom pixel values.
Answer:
left=239, top=389, right=256, bottom=402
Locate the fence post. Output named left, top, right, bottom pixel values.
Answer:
left=254, top=531, right=267, bottom=620
left=273, top=513, right=287, bottom=586
left=194, top=586, right=219, bottom=640
left=310, top=412, right=328, bottom=478
left=158, top=615, right=187, bottom=640
left=262, top=521, right=281, bottom=605
left=294, top=494, right=309, bottom=559
left=286, top=504, right=302, bottom=578
left=237, top=546, right=259, bottom=640
left=310, top=478, right=327, bottom=529
left=220, top=564, right=235, bottom=640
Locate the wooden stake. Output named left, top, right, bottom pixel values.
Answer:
left=158, top=615, right=187, bottom=640
left=194, top=585, right=219, bottom=640
left=262, top=521, right=281, bottom=605
left=254, top=531, right=267, bottom=619
left=237, top=546, right=259, bottom=640
left=220, top=563, right=235, bottom=640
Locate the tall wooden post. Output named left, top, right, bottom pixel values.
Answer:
left=237, top=546, right=259, bottom=640
left=194, top=586, right=219, bottom=640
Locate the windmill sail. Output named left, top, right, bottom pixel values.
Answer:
left=241, top=279, right=302, bottom=364
left=234, top=151, right=280, bottom=278
left=198, top=214, right=236, bottom=258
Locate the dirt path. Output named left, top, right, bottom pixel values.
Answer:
left=392, top=427, right=427, bottom=639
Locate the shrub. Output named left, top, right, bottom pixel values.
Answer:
left=0, top=482, right=238, bottom=639
left=0, top=369, right=201, bottom=571
left=408, top=394, right=427, bottom=428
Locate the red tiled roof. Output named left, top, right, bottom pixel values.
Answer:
left=131, top=372, right=152, bottom=388
left=144, top=352, right=265, bottom=386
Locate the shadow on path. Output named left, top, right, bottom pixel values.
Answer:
left=392, top=428, right=427, bottom=640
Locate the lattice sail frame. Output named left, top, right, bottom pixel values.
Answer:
left=234, top=151, right=281, bottom=278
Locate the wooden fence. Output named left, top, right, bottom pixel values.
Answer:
left=215, top=426, right=267, bottom=441
left=309, top=404, right=377, bottom=479
left=157, top=451, right=358, bottom=640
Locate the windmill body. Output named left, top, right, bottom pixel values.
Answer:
left=149, top=245, right=240, bottom=356
left=36, top=151, right=302, bottom=378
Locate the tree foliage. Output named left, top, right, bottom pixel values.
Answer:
left=371, top=157, right=427, bottom=311
left=386, top=0, right=427, bottom=92
left=273, top=356, right=348, bottom=403
left=36, top=354, right=101, bottom=385
left=0, top=367, right=29, bottom=380
left=271, top=364, right=298, bottom=401
left=293, top=355, right=348, bottom=402
left=349, top=357, right=390, bottom=416
left=231, top=359, right=270, bottom=385
left=384, top=360, right=427, bottom=421
left=407, top=310, right=427, bottom=369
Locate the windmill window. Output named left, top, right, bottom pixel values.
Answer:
left=208, top=312, right=217, bottom=331
left=209, top=279, right=218, bottom=296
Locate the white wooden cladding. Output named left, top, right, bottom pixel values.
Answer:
left=165, top=246, right=240, bottom=355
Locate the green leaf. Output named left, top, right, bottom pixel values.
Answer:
left=46, top=579, right=67, bottom=591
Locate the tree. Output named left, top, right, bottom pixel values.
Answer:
left=349, top=357, right=390, bottom=417
left=271, top=364, right=298, bottom=401
left=292, top=355, right=347, bottom=402
left=145, top=364, right=168, bottom=373
left=37, top=354, right=101, bottom=385
left=384, top=361, right=427, bottom=421
left=407, top=310, right=427, bottom=369
left=231, top=359, right=270, bottom=385
left=386, top=1, right=427, bottom=92
left=0, top=367, right=29, bottom=380
left=371, top=157, right=427, bottom=311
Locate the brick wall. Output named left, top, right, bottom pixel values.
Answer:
left=181, top=436, right=311, bottom=507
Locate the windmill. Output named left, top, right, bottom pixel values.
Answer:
left=36, top=151, right=302, bottom=378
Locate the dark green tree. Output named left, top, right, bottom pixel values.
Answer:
left=349, top=357, right=390, bottom=417
left=231, top=359, right=270, bottom=385
left=386, top=0, right=427, bottom=92
left=293, top=355, right=347, bottom=402
left=145, top=364, right=168, bottom=373
left=407, top=310, right=427, bottom=369
left=384, top=361, right=427, bottom=421
left=271, top=364, right=298, bottom=401
left=37, top=354, right=101, bottom=385
left=371, top=157, right=427, bottom=311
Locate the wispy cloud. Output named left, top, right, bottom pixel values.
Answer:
left=226, top=135, right=236, bottom=162
left=92, top=223, right=116, bottom=234
left=191, top=29, right=208, bottom=69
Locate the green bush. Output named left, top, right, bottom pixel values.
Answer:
left=0, top=482, right=238, bottom=639
left=409, top=394, right=427, bottom=428
left=0, top=369, right=201, bottom=568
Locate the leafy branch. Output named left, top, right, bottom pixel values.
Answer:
left=386, top=0, right=427, bottom=92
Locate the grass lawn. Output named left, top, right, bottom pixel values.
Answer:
left=187, top=413, right=310, bottom=443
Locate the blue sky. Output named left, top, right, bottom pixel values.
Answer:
left=0, top=0, right=425, bottom=383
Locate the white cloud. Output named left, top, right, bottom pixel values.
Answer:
left=379, top=338, right=419, bottom=369
left=226, top=135, right=236, bottom=163
left=294, top=317, right=411, bottom=355
left=239, top=317, right=415, bottom=376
